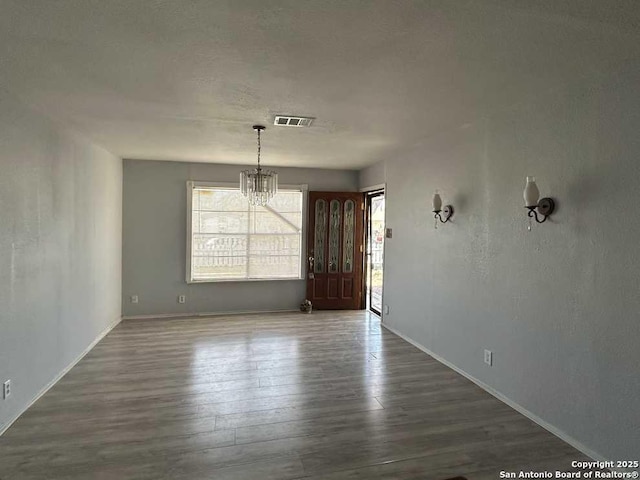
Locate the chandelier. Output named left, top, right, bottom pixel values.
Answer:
left=240, top=125, right=278, bottom=206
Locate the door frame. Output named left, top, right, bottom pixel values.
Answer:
left=363, top=187, right=385, bottom=316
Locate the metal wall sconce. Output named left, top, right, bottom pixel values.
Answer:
left=523, top=176, right=555, bottom=230
left=432, top=191, right=453, bottom=229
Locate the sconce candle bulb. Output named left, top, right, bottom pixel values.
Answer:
left=432, top=192, right=442, bottom=211
left=524, top=176, right=540, bottom=207
left=523, top=176, right=555, bottom=230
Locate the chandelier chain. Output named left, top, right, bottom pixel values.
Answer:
left=256, top=128, right=261, bottom=170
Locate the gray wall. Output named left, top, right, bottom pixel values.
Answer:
left=0, top=90, right=122, bottom=432
left=122, top=160, right=358, bottom=317
left=358, top=161, right=386, bottom=190
left=377, top=64, right=640, bottom=460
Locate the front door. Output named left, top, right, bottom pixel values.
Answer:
left=306, top=191, right=365, bottom=310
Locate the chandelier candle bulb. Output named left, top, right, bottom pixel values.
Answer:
left=523, top=176, right=540, bottom=207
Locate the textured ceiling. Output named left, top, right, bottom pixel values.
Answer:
left=1, top=0, right=639, bottom=169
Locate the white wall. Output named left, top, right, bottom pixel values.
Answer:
left=122, top=160, right=358, bottom=317
left=0, top=90, right=123, bottom=433
left=375, top=64, right=640, bottom=460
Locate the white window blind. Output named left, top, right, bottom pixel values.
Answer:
left=187, top=183, right=304, bottom=282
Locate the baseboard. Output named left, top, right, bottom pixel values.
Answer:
left=122, top=308, right=298, bottom=321
left=381, top=321, right=607, bottom=464
left=0, top=316, right=122, bottom=437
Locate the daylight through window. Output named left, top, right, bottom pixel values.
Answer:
left=188, top=184, right=304, bottom=282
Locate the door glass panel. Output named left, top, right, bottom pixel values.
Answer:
left=314, top=199, right=327, bottom=273
left=343, top=200, right=355, bottom=273
left=329, top=199, right=341, bottom=273
left=367, top=193, right=385, bottom=314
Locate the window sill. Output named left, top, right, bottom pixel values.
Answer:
left=187, top=277, right=304, bottom=284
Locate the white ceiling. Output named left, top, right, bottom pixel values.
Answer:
left=1, top=0, right=639, bottom=170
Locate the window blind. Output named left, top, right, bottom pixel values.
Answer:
left=189, top=185, right=303, bottom=281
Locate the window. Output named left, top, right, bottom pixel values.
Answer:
left=186, top=182, right=305, bottom=282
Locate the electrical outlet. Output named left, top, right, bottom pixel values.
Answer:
left=178, top=295, right=186, bottom=304
left=384, top=305, right=390, bottom=315
left=3, top=380, right=11, bottom=399
left=484, top=349, right=493, bottom=366
left=130, top=295, right=139, bottom=304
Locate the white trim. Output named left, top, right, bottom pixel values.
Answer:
left=0, top=316, right=122, bottom=437
left=185, top=182, right=308, bottom=284
left=359, top=183, right=386, bottom=193
left=122, top=308, right=298, bottom=321
left=188, top=276, right=305, bottom=284
left=186, top=180, right=195, bottom=283
left=189, top=181, right=308, bottom=191
left=380, top=322, right=607, bottom=464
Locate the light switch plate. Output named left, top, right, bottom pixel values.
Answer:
left=484, top=349, right=493, bottom=366
left=3, top=380, right=11, bottom=399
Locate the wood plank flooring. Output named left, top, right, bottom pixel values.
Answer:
left=0, top=311, right=592, bottom=479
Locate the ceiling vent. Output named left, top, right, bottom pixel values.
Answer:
left=273, top=115, right=314, bottom=127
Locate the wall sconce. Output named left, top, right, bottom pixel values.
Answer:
left=432, top=191, right=453, bottom=229
left=523, top=176, right=555, bottom=230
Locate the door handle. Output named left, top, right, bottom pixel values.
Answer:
left=308, top=256, right=315, bottom=271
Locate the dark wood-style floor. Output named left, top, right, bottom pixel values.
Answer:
left=0, top=311, right=590, bottom=479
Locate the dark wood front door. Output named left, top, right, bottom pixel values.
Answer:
left=306, top=191, right=365, bottom=310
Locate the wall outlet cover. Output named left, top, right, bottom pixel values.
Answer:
left=131, top=295, right=139, bottom=304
